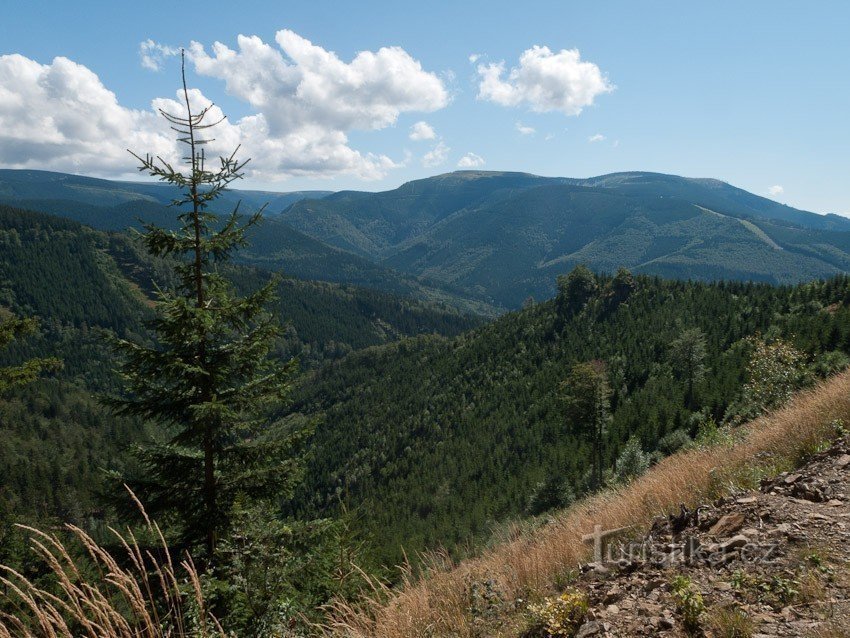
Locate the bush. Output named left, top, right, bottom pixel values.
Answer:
left=670, top=575, right=705, bottom=634
left=657, top=429, right=692, bottom=455
left=527, top=589, right=589, bottom=637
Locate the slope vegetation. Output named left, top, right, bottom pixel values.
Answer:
left=288, top=274, right=850, bottom=565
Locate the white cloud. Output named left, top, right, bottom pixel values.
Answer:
left=422, top=140, right=450, bottom=167
left=468, top=53, right=481, bottom=64
left=612, top=139, right=620, bottom=148
left=0, top=31, right=449, bottom=181
left=139, top=39, right=179, bottom=71
left=516, top=121, right=536, bottom=135
left=477, top=45, right=613, bottom=116
left=768, top=184, right=784, bottom=197
left=186, top=30, right=449, bottom=180
left=457, top=152, right=485, bottom=168
left=409, top=120, right=436, bottom=141
left=0, top=53, right=176, bottom=176
left=588, top=133, right=606, bottom=143
left=544, top=133, right=555, bottom=141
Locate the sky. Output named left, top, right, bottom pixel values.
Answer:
left=1, top=0, right=849, bottom=215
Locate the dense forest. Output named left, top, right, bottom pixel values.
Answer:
left=0, top=202, right=479, bottom=552
left=285, top=271, right=850, bottom=566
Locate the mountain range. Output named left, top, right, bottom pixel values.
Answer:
left=3, top=168, right=850, bottom=310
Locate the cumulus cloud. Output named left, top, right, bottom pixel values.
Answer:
left=588, top=133, right=606, bottom=143
left=457, top=152, right=484, bottom=168
left=0, top=31, right=449, bottom=181
left=516, top=121, right=535, bottom=135
left=468, top=53, right=481, bottom=64
left=139, top=39, right=179, bottom=71
left=422, top=140, right=450, bottom=167
left=409, top=120, right=436, bottom=141
left=768, top=184, right=784, bottom=197
left=477, top=45, right=612, bottom=116
left=0, top=53, right=176, bottom=176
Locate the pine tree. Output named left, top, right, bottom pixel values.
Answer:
left=0, top=314, right=62, bottom=394
left=561, top=360, right=611, bottom=489
left=668, top=327, right=708, bottom=409
left=109, top=53, right=301, bottom=557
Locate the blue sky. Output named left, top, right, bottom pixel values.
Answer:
left=1, top=0, right=848, bottom=215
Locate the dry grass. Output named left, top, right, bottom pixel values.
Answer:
left=0, top=490, right=221, bottom=638
left=325, top=370, right=850, bottom=637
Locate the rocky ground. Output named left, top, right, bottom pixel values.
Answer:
left=571, top=437, right=850, bottom=637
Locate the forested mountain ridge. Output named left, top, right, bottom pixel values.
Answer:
left=277, top=171, right=850, bottom=306
left=285, top=272, right=850, bottom=566
left=0, top=203, right=481, bottom=531
left=0, top=168, right=332, bottom=215
left=6, top=168, right=850, bottom=312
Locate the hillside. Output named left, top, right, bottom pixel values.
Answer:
left=0, top=203, right=481, bottom=530
left=286, top=272, right=850, bottom=566
left=326, top=372, right=850, bottom=637
left=0, top=168, right=332, bottom=215
left=8, top=169, right=850, bottom=311
left=0, top=171, right=501, bottom=316
left=277, top=171, right=850, bottom=307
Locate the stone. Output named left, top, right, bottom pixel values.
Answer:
left=719, top=534, right=749, bottom=552
left=576, top=620, right=602, bottom=637
left=836, top=454, right=850, bottom=468
left=708, top=512, right=746, bottom=537
left=736, top=496, right=758, bottom=504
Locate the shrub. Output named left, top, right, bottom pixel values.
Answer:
left=670, top=575, right=705, bottom=634
left=526, top=588, right=589, bottom=637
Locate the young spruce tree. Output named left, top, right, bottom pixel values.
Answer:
left=110, top=53, right=300, bottom=557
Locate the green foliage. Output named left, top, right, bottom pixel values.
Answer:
left=668, top=327, right=707, bottom=407
left=526, top=589, right=589, bottom=637
left=613, top=436, right=649, bottom=483
left=561, top=360, right=611, bottom=488
left=526, top=475, right=576, bottom=516
left=556, top=265, right=598, bottom=315
left=0, top=314, right=61, bottom=394
left=205, top=500, right=368, bottom=636
left=110, top=58, right=300, bottom=555
left=725, top=335, right=809, bottom=424
left=657, top=429, right=692, bottom=455
left=670, top=575, right=705, bottom=634
left=289, top=274, right=850, bottom=567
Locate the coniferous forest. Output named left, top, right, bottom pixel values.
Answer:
left=2, top=22, right=850, bottom=636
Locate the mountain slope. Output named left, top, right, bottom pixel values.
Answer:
left=286, top=273, right=850, bottom=565
left=0, top=168, right=331, bottom=214
left=277, top=171, right=850, bottom=307
left=0, top=203, right=483, bottom=530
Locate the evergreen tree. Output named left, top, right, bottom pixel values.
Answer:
left=557, top=265, right=598, bottom=315
left=613, top=436, right=649, bottom=483
left=668, top=327, right=708, bottom=408
left=109, top=53, right=301, bottom=557
left=561, top=360, right=611, bottom=489
left=0, top=314, right=61, bottom=394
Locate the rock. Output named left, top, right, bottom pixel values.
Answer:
left=719, top=534, right=749, bottom=552
left=836, top=454, right=850, bottom=468
left=603, top=586, right=622, bottom=604
left=708, top=511, right=746, bottom=537
left=736, top=496, right=758, bottom=504
left=784, top=473, right=802, bottom=484
left=658, top=617, right=675, bottom=629
left=576, top=620, right=602, bottom=637
left=605, top=604, right=620, bottom=615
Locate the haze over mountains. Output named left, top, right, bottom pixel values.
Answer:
left=2, top=168, right=850, bottom=310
